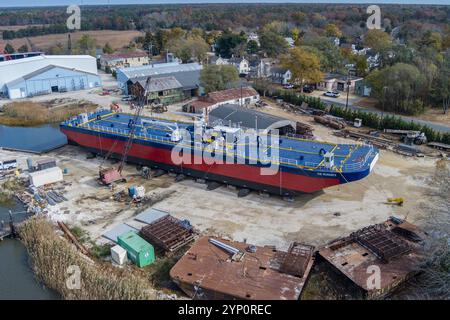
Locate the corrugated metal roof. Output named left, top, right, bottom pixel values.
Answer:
left=5, top=64, right=99, bottom=88
left=132, top=69, right=200, bottom=91
left=133, top=76, right=183, bottom=92
left=208, top=87, right=258, bottom=102
left=102, top=223, right=138, bottom=243
left=120, top=62, right=202, bottom=79
left=134, top=208, right=169, bottom=225
left=0, top=55, right=94, bottom=67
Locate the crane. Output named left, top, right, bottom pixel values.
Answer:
left=99, top=77, right=151, bottom=185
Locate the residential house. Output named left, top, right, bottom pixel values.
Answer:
left=354, top=80, right=372, bottom=97
left=248, top=57, right=275, bottom=79
left=270, top=66, right=292, bottom=85
left=229, top=56, right=250, bottom=75
left=284, top=37, right=295, bottom=48
left=247, top=32, right=260, bottom=45
left=331, top=37, right=340, bottom=47
left=316, top=73, right=364, bottom=95
left=209, top=56, right=230, bottom=66
left=99, top=51, right=149, bottom=71
left=183, top=87, right=260, bottom=116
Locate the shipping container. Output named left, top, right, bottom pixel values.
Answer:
left=29, top=166, right=63, bottom=187
left=35, top=158, right=56, bottom=171
left=117, top=231, right=155, bottom=268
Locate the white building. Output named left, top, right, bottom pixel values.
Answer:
left=270, top=66, right=292, bottom=85
left=285, top=37, right=295, bottom=47
left=0, top=55, right=101, bottom=99
left=229, top=56, right=250, bottom=75
left=99, top=52, right=149, bottom=71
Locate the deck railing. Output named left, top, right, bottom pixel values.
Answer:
left=64, top=116, right=376, bottom=172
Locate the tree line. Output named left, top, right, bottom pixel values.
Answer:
left=258, top=88, right=450, bottom=145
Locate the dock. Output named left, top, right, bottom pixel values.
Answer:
left=0, top=226, right=13, bottom=240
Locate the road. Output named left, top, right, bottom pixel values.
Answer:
left=321, top=99, right=450, bottom=134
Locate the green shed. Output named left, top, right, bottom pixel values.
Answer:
left=117, top=231, right=155, bottom=268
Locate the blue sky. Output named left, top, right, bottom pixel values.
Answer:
left=0, top=1, right=448, bottom=8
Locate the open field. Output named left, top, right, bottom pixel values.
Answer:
left=0, top=30, right=144, bottom=51
left=0, top=24, right=48, bottom=32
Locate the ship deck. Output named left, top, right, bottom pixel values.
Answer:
left=62, top=111, right=377, bottom=173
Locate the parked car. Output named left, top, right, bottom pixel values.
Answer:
left=323, top=91, right=340, bottom=98
left=303, top=85, right=314, bottom=93
left=283, top=84, right=294, bottom=89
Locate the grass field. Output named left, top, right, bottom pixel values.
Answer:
left=0, top=29, right=144, bottom=51
left=0, top=101, right=98, bottom=126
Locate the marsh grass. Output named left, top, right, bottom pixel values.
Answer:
left=0, top=101, right=98, bottom=127
left=19, top=217, right=156, bottom=300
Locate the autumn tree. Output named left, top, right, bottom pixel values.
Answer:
left=291, top=27, right=304, bottom=46
left=259, top=24, right=289, bottom=58
left=205, top=30, right=221, bottom=46
left=247, top=40, right=259, bottom=54
left=304, top=36, right=344, bottom=73
left=366, top=63, right=427, bottom=115
left=73, top=34, right=97, bottom=55
left=431, top=50, right=450, bottom=114
left=167, top=35, right=209, bottom=63
left=281, top=47, right=323, bottom=92
left=4, top=43, right=15, bottom=54
left=214, top=30, right=246, bottom=58
left=364, top=29, right=392, bottom=66
left=325, top=23, right=342, bottom=38
left=103, top=42, right=114, bottom=54
left=17, top=44, right=29, bottom=53
left=291, top=12, right=308, bottom=26
left=200, top=65, right=239, bottom=93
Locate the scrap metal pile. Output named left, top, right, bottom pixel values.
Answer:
left=140, top=214, right=196, bottom=253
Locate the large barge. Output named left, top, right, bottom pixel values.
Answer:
left=60, top=110, right=379, bottom=195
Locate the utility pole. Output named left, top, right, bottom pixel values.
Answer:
left=345, top=68, right=351, bottom=111
left=382, top=86, right=388, bottom=119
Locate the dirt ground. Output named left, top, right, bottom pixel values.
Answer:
left=0, top=101, right=440, bottom=251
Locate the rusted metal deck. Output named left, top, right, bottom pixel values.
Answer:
left=318, top=217, right=427, bottom=299
left=170, top=236, right=315, bottom=300
left=140, top=214, right=196, bottom=253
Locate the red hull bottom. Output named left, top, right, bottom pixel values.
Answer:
left=61, top=128, right=341, bottom=195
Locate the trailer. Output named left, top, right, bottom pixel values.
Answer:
left=0, top=159, right=17, bottom=171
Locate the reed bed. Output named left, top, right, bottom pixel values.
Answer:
left=19, top=217, right=156, bottom=300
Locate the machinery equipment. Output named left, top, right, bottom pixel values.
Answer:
left=99, top=78, right=151, bottom=185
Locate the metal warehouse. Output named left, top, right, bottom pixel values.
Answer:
left=116, top=62, right=202, bottom=95
left=0, top=54, right=101, bottom=99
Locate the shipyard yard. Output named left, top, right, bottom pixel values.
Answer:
left=1, top=86, right=448, bottom=300
left=0, top=107, right=439, bottom=248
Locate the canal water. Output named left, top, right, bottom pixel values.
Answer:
left=0, top=203, right=58, bottom=299
left=0, top=124, right=67, bottom=153
left=0, top=124, right=63, bottom=299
